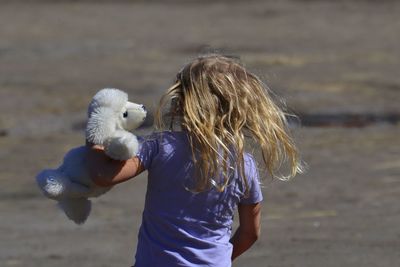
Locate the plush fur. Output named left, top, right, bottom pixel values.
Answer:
left=36, top=88, right=146, bottom=224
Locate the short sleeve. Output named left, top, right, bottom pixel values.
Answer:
left=136, top=135, right=159, bottom=170
left=240, top=154, right=263, bottom=204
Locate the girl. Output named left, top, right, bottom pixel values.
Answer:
left=86, top=54, right=302, bottom=267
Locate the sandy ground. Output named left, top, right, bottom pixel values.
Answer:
left=1, top=1, right=399, bottom=266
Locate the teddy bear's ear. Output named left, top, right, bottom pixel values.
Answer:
left=88, top=88, right=128, bottom=116
left=86, top=107, right=116, bottom=145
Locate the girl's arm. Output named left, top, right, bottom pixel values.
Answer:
left=230, top=202, right=261, bottom=261
left=85, top=145, right=145, bottom=187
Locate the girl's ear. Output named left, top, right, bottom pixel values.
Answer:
left=86, top=107, right=116, bottom=145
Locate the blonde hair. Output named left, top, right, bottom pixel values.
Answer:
left=156, top=54, right=302, bottom=193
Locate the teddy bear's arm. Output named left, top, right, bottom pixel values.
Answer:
left=103, top=130, right=139, bottom=160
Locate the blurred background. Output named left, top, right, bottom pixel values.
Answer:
left=0, top=1, right=399, bottom=266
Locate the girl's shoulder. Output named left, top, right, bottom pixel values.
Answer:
left=141, top=130, right=186, bottom=138
left=140, top=130, right=188, bottom=145
left=137, top=130, right=188, bottom=159
left=243, top=152, right=257, bottom=169
left=242, top=152, right=260, bottom=181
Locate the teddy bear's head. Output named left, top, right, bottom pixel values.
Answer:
left=85, top=88, right=146, bottom=145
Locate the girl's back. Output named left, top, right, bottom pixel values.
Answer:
left=135, top=131, right=262, bottom=267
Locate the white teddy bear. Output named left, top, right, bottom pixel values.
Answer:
left=36, top=88, right=147, bottom=224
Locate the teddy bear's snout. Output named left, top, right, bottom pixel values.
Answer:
left=139, top=105, right=147, bottom=121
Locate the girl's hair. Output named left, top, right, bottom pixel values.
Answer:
left=156, top=54, right=303, bottom=193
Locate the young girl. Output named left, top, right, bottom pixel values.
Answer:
left=86, top=54, right=302, bottom=267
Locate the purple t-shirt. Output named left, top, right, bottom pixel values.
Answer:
left=134, top=131, right=263, bottom=267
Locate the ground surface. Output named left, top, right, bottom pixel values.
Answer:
left=0, top=1, right=399, bottom=266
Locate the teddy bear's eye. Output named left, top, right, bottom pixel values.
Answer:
left=123, top=111, right=128, bottom=118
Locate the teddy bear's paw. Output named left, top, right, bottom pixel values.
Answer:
left=58, top=198, right=92, bottom=225
left=104, top=132, right=139, bottom=160
left=36, top=169, right=92, bottom=200
left=36, top=169, right=69, bottom=200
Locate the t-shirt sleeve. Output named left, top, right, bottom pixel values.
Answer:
left=240, top=155, right=263, bottom=204
left=136, top=135, right=159, bottom=170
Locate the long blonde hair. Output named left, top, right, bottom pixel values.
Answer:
left=156, top=54, right=302, bottom=193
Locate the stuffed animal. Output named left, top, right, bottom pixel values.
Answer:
left=36, top=88, right=147, bottom=224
